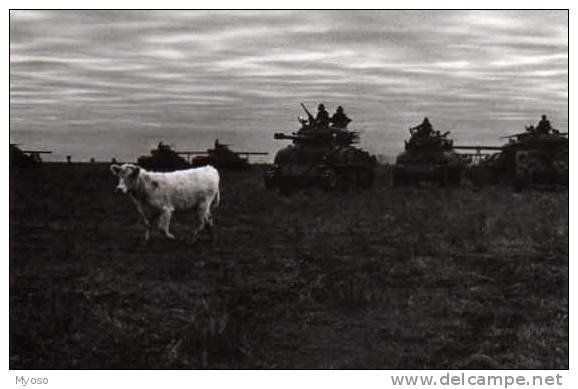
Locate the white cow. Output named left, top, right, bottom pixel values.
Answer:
left=110, top=163, right=220, bottom=242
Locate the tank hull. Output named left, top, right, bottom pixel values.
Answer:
left=392, top=150, right=465, bottom=186
left=265, top=144, right=376, bottom=194
left=468, top=133, right=568, bottom=190
left=10, top=145, right=43, bottom=168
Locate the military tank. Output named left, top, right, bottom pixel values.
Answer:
left=456, top=116, right=568, bottom=190
left=137, top=142, right=191, bottom=172
left=264, top=104, right=377, bottom=194
left=392, top=119, right=466, bottom=186
left=186, top=140, right=268, bottom=170
left=10, top=143, right=52, bottom=168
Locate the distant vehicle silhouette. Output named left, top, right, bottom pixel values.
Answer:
left=455, top=116, right=568, bottom=190
left=392, top=119, right=466, bottom=186
left=137, top=142, right=191, bottom=172
left=136, top=141, right=267, bottom=172
left=265, top=103, right=376, bottom=194
left=10, top=143, right=52, bottom=168
left=180, top=140, right=268, bottom=170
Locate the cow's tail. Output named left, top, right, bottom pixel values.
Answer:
left=211, top=187, right=220, bottom=212
left=209, top=166, right=220, bottom=214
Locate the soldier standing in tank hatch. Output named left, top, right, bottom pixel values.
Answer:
left=315, top=104, right=330, bottom=128
left=411, top=117, right=434, bottom=137
left=536, top=114, right=552, bottom=134
left=330, top=106, right=352, bottom=128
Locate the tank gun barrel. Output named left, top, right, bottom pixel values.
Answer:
left=177, top=149, right=268, bottom=156
left=454, top=145, right=503, bottom=151
left=274, top=132, right=298, bottom=141
left=500, top=129, right=567, bottom=139
left=175, top=151, right=209, bottom=155
left=500, top=133, right=528, bottom=139
left=21, top=150, right=52, bottom=154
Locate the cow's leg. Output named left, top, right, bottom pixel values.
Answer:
left=158, top=208, right=175, bottom=240
left=205, top=191, right=218, bottom=241
left=143, top=217, right=152, bottom=242
left=201, top=201, right=217, bottom=242
left=190, top=201, right=210, bottom=243
left=136, top=205, right=154, bottom=242
left=205, top=210, right=215, bottom=241
left=144, top=211, right=161, bottom=242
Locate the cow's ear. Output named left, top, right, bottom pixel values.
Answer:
left=110, top=164, right=121, bottom=176
left=129, top=166, right=141, bottom=179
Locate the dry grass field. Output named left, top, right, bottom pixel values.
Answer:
left=9, top=164, right=568, bottom=369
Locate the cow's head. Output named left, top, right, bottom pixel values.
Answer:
left=110, top=163, right=141, bottom=194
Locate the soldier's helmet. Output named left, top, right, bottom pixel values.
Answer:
left=542, top=114, right=547, bottom=120
left=336, top=106, right=344, bottom=113
left=318, top=104, right=326, bottom=111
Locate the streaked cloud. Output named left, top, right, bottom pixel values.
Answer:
left=10, top=10, right=568, bottom=161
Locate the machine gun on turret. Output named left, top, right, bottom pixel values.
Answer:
left=300, top=102, right=315, bottom=124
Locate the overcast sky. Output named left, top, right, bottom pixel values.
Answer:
left=10, top=10, right=568, bottom=162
